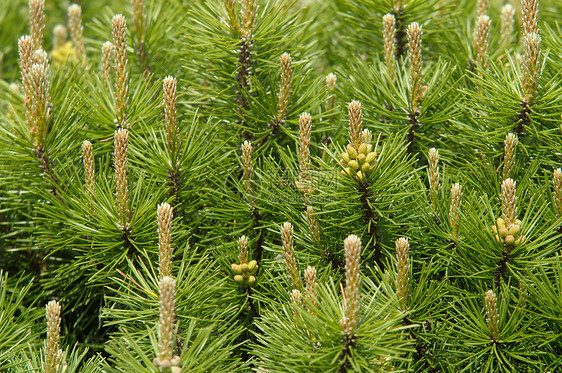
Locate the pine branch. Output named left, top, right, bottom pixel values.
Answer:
left=337, top=333, right=357, bottom=373
left=251, top=205, right=264, bottom=263
left=236, top=36, right=253, bottom=138
left=393, top=6, right=407, bottom=60
left=406, top=109, right=420, bottom=156
left=513, top=101, right=531, bottom=137
left=33, top=144, right=60, bottom=198
left=358, top=179, right=383, bottom=271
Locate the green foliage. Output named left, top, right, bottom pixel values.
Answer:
left=252, top=279, right=414, bottom=372
left=0, top=272, right=41, bottom=370
left=1, top=0, right=562, bottom=371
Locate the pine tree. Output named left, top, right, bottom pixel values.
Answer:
left=1, top=0, right=562, bottom=372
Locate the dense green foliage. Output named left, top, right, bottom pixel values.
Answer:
left=1, top=0, right=562, bottom=372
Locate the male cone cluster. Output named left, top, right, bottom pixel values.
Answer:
left=494, top=178, right=525, bottom=247
left=232, top=260, right=258, bottom=286
left=340, top=142, right=377, bottom=181
left=492, top=217, right=525, bottom=247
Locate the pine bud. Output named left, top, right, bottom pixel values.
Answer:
left=276, top=53, right=292, bottom=123
left=348, top=100, right=363, bottom=149
left=395, top=237, right=409, bottom=311
left=521, top=0, right=539, bottom=36
left=365, top=151, right=376, bottom=164
left=358, top=143, right=368, bottom=155
left=68, top=4, right=86, bottom=65
left=291, top=288, right=302, bottom=305
left=325, top=73, right=337, bottom=112
left=291, top=289, right=302, bottom=317
left=346, top=144, right=358, bottom=160
left=450, top=183, right=462, bottom=238
left=158, top=203, right=173, bottom=278
left=238, top=235, right=249, bottom=264
left=496, top=217, right=506, bottom=229
left=53, top=25, right=68, bottom=49
left=304, top=266, right=317, bottom=309
left=500, top=4, right=516, bottom=44
left=348, top=160, right=359, bottom=171
left=498, top=227, right=509, bottom=239
left=18, top=36, right=34, bottom=131
left=18, top=35, right=34, bottom=90
left=28, top=55, right=50, bottom=147
left=158, top=359, right=171, bottom=369
left=476, top=0, right=488, bottom=17
left=298, top=112, right=312, bottom=191
left=241, top=140, right=253, bottom=194
left=407, top=22, right=423, bottom=109
left=163, top=76, right=178, bottom=156
left=101, top=41, right=114, bottom=85
left=343, top=235, right=361, bottom=334
left=248, top=260, right=258, bottom=273
left=502, top=133, right=518, bottom=180
left=521, top=32, right=541, bottom=105
left=361, top=129, right=372, bottom=145
left=114, top=128, right=130, bottom=229
left=474, top=15, right=491, bottom=70
left=82, top=140, right=95, bottom=196
left=158, top=276, right=176, bottom=362
left=232, top=263, right=242, bottom=275
left=240, top=0, right=257, bottom=36
left=112, top=15, right=129, bottom=128
left=44, top=300, right=62, bottom=373
left=223, top=0, right=240, bottom=34
left=29, top=0, right=45, bottom=50
left=485, top=289, right=499, bottom=341
left=382, top=14, right=396, bottom=79
left=34, top=49, right=48, bottom=66
left=132, top=0, right=145, bottom=44
left=508, top=224, right=520, bottom=237
left=553, top=168, right=562, bottom=218
left=501, top=178, right=517, bottom=226
left=428, top=148, right=439, bottom=209
left=281, top=222, right=301, bottom=290
left=305, top=206, right=321, bottom=247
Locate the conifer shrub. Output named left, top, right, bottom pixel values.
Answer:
left=1, top=0, right=562, bottom=371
